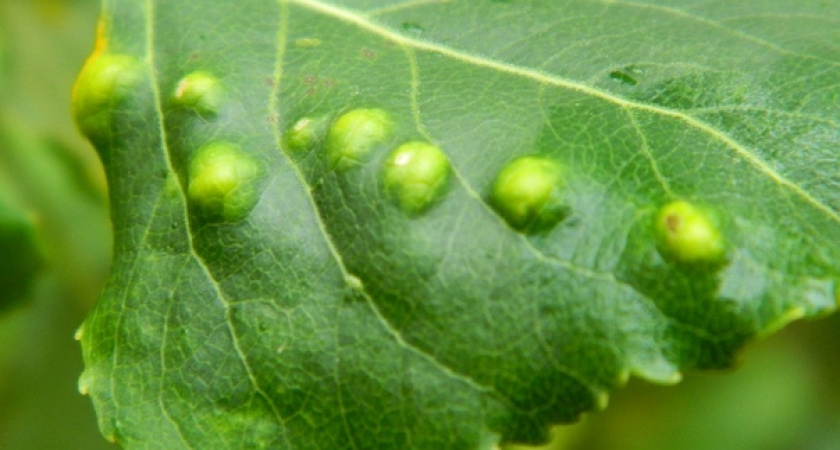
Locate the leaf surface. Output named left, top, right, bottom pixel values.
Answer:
left=77, top=1, right=840, bottom=448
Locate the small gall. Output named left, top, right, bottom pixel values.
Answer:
left=72, top=53, right=143, bottom=140
left=383, top=141, right=451, bottom=215
left=188, top=142, right=263, bottom=222
left=489, top=156, right=569, bottom=232
left=283, top=116, right=329, bottom=153
left=325, top=108, right=392, bottom=170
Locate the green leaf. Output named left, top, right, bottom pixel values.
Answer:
left=77, top=1, right=840, bottom=448
left=0, top=1, right=115, bottom=448
left=0, top=178, right=44, bottom=312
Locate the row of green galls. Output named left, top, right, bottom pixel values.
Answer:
left=73, top=53, right=729, bottom=268
left=283, top=107, right=575, bottom=228
left=284, top=107, right=728, bottom=267
left=285, top=108, right=453, bottom=216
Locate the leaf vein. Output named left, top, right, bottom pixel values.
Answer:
left=290, top=0, right=840, bottom=226
left=607, top=0, right=840, bottom=66
left=275, top=0, right=519, bottom=411
left=407, top=46, right=726, bottom=346
left=143, top=0, right=287, bottom=432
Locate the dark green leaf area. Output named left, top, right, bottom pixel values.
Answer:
left=0, top=194, right=44, bottom=312
left=79, top=1, right=839, bottom=449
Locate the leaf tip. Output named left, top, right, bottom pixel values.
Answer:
left=759, top=306, right=807, bottom=338
left=629, top=357, right=683, bottom=385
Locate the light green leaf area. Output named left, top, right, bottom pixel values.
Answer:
left=77, top=0, right=840, bottom=448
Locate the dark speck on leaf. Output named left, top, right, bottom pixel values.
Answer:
left=609, top=70, right=639, bottom=86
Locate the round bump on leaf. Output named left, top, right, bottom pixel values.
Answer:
left=72, top=53, right=143, bottom=139
left=489, top=156, right=569, bottom=232
left=284, top=116, right=329, bottom=153
left=654, top=200, right=727, bottom=265
left=325, top=108, right=392, bottom=170
left=188, top=142, right=263, bottom=222
left=384, top=141, right=451, bottom=215
left=172, top=71, right=223, bottom=116
left=77, top=371, right=92, bottom=396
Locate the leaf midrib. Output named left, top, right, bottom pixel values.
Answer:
left=271, top=0, right=739, bottom=384
left=141, top=0, right=288, bottom=443
left=111, top=1, right=836, bottom=445
left=269, top=0, right=730, bottom=401
left=270, top=0, right=540, bottom=412
left=278, top=0, right=831, bottom=343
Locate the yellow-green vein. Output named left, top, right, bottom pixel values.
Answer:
left=290, top=0, right=840, bottom=225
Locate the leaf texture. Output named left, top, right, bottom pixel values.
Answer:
left=76, top=1, right=840, bottom=448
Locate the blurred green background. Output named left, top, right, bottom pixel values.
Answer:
left=0, top=1, right=837, bottom=449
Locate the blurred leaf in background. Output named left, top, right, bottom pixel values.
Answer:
left=508, top=314, right=840, bottom=450
left=0, top=0, right=113, bottom=448
left=573, top=316, right=840, bottom=450
left=0, top=180, right=44, bottom=313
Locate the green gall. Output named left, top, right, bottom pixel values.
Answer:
left=172, top=71, right=223, bottom=116
left=384, top=141, right=451, bottom=214
left=654, top=200, right=727, bottom=265
left=188, top=142, right=263, bottom=222
left=72, top=53, right=143, bottom=139
left=489, top=156, right=569, bottom=232
left=325, top=108, right=392, bottom=170
left=283, top=116, right=329, bottom=153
